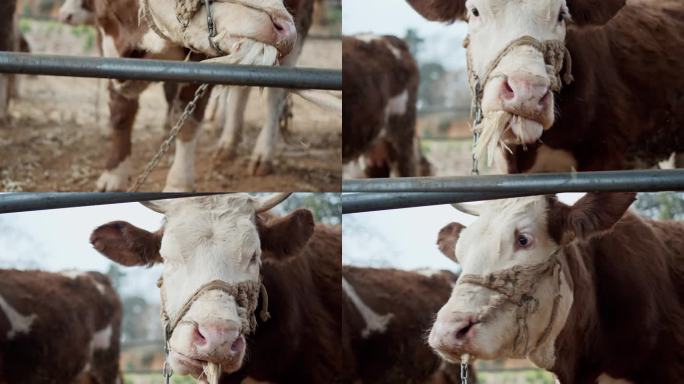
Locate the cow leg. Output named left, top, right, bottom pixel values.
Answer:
left=248, top=42, right=303, bottom=176
left=96, top=81, right=147, bottom=191
left=387, top=114, right=418, bottom=177
left=0, top=0, right=17, bottom=124
left=215, top=86, right=252, bottom=160
left=163, top=83, right=212, bottom=192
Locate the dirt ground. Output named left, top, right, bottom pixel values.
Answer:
left=0, top=20, right=341, bottom=192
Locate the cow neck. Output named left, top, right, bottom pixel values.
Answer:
left=458, top=247, right=567, bottom=357
left=463, top=34, right=574, bottom=174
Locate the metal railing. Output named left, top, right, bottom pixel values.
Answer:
left=342, top=169, right=684, bottom=213
left=0, top=52, right=342, bottom=90
left=0, top=193, right=214, bottom=214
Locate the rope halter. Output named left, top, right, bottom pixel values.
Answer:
left=457, top=248, right=565, bottom=356
left=157, top=276, right=270, bottom=382
left=464, top=34, right=574, bottom=173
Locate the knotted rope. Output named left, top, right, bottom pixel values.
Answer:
left=157, top=276, right=270, bottom=383
left=457, top=248, right=565, bottom=356
left=464, top=35, right=574, bottom=172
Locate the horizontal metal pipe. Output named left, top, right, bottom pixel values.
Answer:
left=343, top=169, right=684, bottom=193
left=0, top=52, right=341, bottom=90
left=342, top=192, right=532, bottom=214
left=0, top=193, right=214, bottom=214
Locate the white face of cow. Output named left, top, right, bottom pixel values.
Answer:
left=429, top=197, right=574, bottom=367
left=157, top=196, right=262, bottom=376
left=90, top=193, right=304, bottom=379
left=58, top=0, right=95, bottom=25
left=466, top=0, right=568, bottom=143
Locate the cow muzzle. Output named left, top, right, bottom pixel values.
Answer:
left=429, top=249, right=565, bottom=361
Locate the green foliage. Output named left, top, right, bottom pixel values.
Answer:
left=280, top=193, right=341, bottom=225
left=634, top=192, right=684, bottom=220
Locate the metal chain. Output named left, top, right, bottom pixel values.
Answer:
left=128, top=83, right=210, bottom=192
left=471, top=81, right=483, bottom=176
left=203, top=0, right=225, bottom=55
left=460, top=354, right=470, bottom=384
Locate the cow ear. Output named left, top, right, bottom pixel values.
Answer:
left=90, top=221, right=163, bottom=266
left=547, top=193, right=636, bottom=244
left=407, top=0, right=467, bottom=23
left=567, top=0, right=625, bottom=26
left=437, top=222, right=465, bottom=262
left=257, top=209, right=315, bottom=260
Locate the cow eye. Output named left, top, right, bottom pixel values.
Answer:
left=471, top=7, right=480, bottom=17
left=517, top=233, right=533, bottom=248
left=249, top=252, right=259, bottom=265
left=558, top=9, right=567, bottom=23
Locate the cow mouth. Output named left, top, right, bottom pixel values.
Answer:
left=169, top=335, right=247, bottom=377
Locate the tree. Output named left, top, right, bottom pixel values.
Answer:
left=281, top=193, right=341, bottom=225
left=403, top=28, right=424, bottom=58
left=634, top=192, right=684, bottom=220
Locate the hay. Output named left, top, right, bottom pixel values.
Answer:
left=202, top=363, right=221, bottom=384
left=473, top=111, right=513, bottom=167
left=202, top=39, right=279, bottom=66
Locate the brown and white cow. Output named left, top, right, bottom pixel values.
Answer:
left=343, top=34, right=423, bottom=178
left=58, top=0, right=311, bottom=191
left=408, top=0, right=684, bottom=173
left=0, top=269, right=122, bottom=383
left=90, top=193, right=342, bottom=382
left=342, top=267, right=476, bottom=383
left=430, top=192, right=684, bottom=383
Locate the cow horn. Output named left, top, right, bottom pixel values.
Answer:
left=451, top=203, right=481, bottom=216
left=140, top=200, right=170, bottom=214
left=255, top=193, right=292, bottom=213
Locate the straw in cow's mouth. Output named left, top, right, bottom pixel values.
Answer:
left=202, top=38, right=279, bottom=66
left=473, top=112, right=539, bottom=167
left=201, top=362, right=222, bottom=384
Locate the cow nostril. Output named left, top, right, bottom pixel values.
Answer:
left=230, top=336, right=244, bottom=354
left=501, top=79, right=515, bottom=101
left=193, top=326, right=207, bottom=345
left=273, top=19, right=285, bottom=33
left=455, top=320, right=478, bottom=340
left=540, top=90, right=551, bottom=106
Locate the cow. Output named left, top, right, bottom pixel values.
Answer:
left=0, top=0, right=18, bottom=125
left=342, top=267, right=476, bottom=383
left=407, top=0, right=684, bottom=174
left=57, top=0, right=311, bottom=191
left=429, top=192, right=684, bottom=383
left=89, top=193, right=342, bottom=383
left=343, top=34, right=422, bottom=178
left=0, top=269, right=122, bottom=383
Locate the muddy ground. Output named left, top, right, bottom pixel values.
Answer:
left=0, top=20, right=341, bottom=192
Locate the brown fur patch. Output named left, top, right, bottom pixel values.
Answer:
left=437, top=222, right=465, bottom=262
left=568, top=0, right=626, bottom=26
left=0, top=270, right=122, bottom=384
left=257, top=209, right=315, bottom=259
left=406, top=0, right=467, bottom=23
left=90, top=221, right=163, bottom=266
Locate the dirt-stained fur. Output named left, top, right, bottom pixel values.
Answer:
left=342, top=267, right=476, bottom=383
left=343, top=35, right=421, bottom=177
left=0, top=270, right=122, bottom=384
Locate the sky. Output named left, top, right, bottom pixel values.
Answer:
left=0, top=202, right=164, bottom=302
left=342, top=193, right=584, bottom=272
left=341, top=0, right=469, bottom=70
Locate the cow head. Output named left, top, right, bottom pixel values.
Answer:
left=90, top=193, right=315, bottom=378
left=408, top=0, right=625, bottom=162
left=145, top=0, right=298, bottom=63
left=58, top=0, right=95, bottom=25
left=429, top=192, right=635, bottom=368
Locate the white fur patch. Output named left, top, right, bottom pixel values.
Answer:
left=386, top=89, right=409, bottom=117
left=414, top=268, right=441, bottom=278
left=139, top=31, right=170, bottom=54
left=596, top=374, right=633, bottom=384
left=96, top=156, right=133, bottom=191
left=342, top=277, right=393, bottom=338
left=0, top=294, right=38, bottom=339
left=60, top=269, right=87, bottom=279
left=100, top=28, right=119, bottom=58
left=164, top=135, right=198, bottom=192
left=92, top=324, right=112, bottom=350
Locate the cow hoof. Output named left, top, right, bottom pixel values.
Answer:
left=248, top=158, right=274, bottom=176
left=213, top=145, right=238, bottom=162
left=95, top=171, right=129, bottom=192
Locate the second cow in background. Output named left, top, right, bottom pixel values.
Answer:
left=343, top=34, right=431, bottom=178
left=342, top=267, right=476, bottom=383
